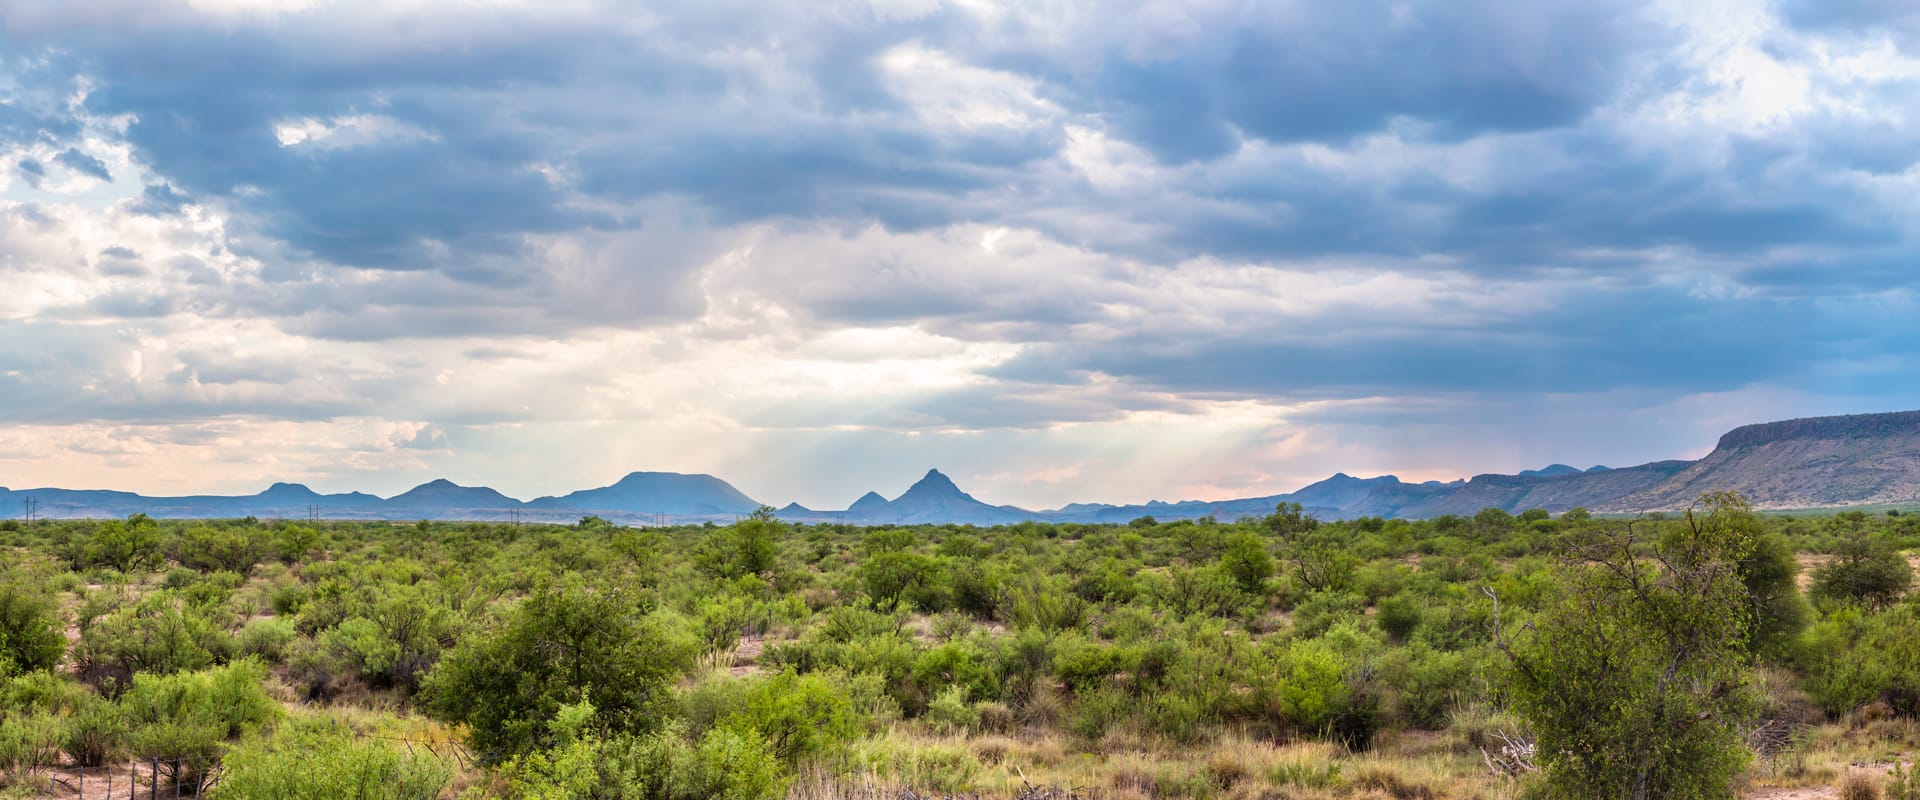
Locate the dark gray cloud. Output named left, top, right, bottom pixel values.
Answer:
left=990, top=282, right=1920, bottom=405
left=994, top=0, right=1671, bottom=161
left=1779, top=0, right=1920, bottom=45
left=128, top=183, right=190, bottom=216
left=16, top=158, right=45, bottom=186
left=54, top=147, right=110, bottom=181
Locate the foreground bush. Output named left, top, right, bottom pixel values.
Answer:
left=1501, top=496, right=1759, bottom=800
left=0, top=580, right=65, bottom=678
left=121, top=659, right=280, bottom=789
left=423, top=580, right=694, bottom=759
left=212, top=720, right=451, bottom=800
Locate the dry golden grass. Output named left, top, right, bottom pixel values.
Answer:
left=790, top=714, right=1920, bottom=800
left=802, top=724, right=1531, bottom=800
left=1841, top=772, right=1885, bottom=800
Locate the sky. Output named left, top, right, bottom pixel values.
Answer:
left=1, top=0, right=1917, bottom=510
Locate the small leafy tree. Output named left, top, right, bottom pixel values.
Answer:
left=696, top=508, right=784, bottom=581
left=1287, top=528, right=1357, bottom=594
left=423, top=580, right=693, bottom=759
left=1220, top=533, right=1275, bottom=594
left=1810, top=526, right=1913, bottom=610
left=1263, top=502, right=1319, bottom=539
left=1497, top=493, right=1760, bottom=800
left=84, top=514, right=163, bottom=572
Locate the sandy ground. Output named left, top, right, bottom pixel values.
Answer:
left=26, top=763, right=197, bottom=799
left=1746, top=760, right=1906, bottom=800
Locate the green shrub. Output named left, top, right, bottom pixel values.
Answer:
left=1811, top=529, right=1914, bottom=610
left=925, top=685, right=978, bottom=734
left=1259, top=639, right=1348, bottom=735
left=1799, top=605, right=1920, bottom=717
left=695, top=510, right=785, bottom=581
left=171, top=525, right=267, bottom=575
left=1381, top=643, right=1475, bottom=729
left=120, top=660, right=279, bottom=789
left=1068, top=686, right=1129, bottom=740
left=1740, top=531, right=1811, bottom=660
left=618, top=724, right=784, bottom=800
left=1376, top=593, right=1423, bottom=642
left=1004, top=575, right=1089, bottom=632
left=79, top=595, right=232, bottom=689
left=0, top=581, right=65, bottom=678
left=212, top=720, right=451, bottom=800
left=236, top=617, right=298, bottom=662
left=727, top=671, right=860, bottom=764
left=1145, top=690, right=1209, bottom=743
left=62, top=690, right=127, bottom=766
left=0, top=710, right=62, bottom=776
left=912, top=638, right=1002, bottom=704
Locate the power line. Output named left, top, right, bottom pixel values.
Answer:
left=22, top=496, right=37, bottom=525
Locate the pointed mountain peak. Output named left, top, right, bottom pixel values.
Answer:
left=906, top=469, right=963, bottom=495
left=847, top=491, right=890, bottom=513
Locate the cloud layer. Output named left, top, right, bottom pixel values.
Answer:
left=1, top=0, right=1916, bottom=508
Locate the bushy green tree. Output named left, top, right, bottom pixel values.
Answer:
left=696, top=508, right=784, bottom=580
left=1220, top=533, right=1275, bottom=594
left=1287, top=528, right=1358, bottom=594
left=1264, top=502, right=1319, bottom=539
left=1498, top=495, right=1760, bottom=800
left=1810, top=527, right=1913, bottom=610
left=423, top=580, right=693, bottom=759
left=83, top=514, right=163, bottom=572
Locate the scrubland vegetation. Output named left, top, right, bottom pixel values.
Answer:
left=1, top=497, right=1917, bottom=799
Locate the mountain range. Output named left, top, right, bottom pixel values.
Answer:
left=5, top=410, right=1919, bottom=525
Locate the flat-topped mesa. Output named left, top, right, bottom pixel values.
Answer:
left=1716, top=410, right=1920, bottom=450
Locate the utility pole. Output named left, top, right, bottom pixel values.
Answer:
left=22, top=496, right=37, bottom=525
left=307, top=504, right=320, bottom=524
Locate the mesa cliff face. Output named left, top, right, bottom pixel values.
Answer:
left=1608, top=411, right=1920, bottom=511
